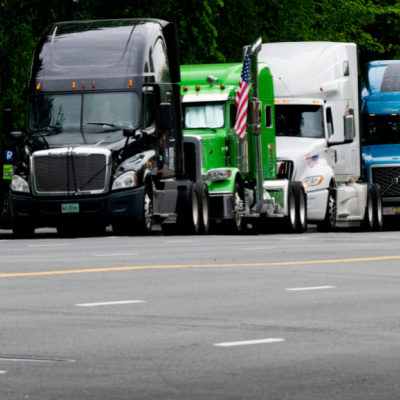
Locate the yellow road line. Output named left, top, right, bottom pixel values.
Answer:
left=0, top=255, right=400, bottom=279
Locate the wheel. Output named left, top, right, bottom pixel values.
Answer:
left=317, top=186, right=336, bottom=232
left=184, top=182, right=200, bottom=234
left=137, top=185, right=153, bottom=234
left=292, top=181, right=307, bottom=233
left=367, top=184, right=383, bottom=231
left=283, top=182, right=298, bottom=232
left=12, top=222, right=35, bottom=238
left=196, top=182, right=209, bottom=234
left=226, top=181, right=244, bottom=234
left=362, top=189, right=374, bottom=231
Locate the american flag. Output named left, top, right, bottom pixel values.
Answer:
left=234, top=48, right=250, bottom=139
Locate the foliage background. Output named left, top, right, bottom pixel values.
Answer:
left=1, top=0, right=400, bottom=145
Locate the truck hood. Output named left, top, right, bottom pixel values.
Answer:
left=276, top=137, right=326, bottom=162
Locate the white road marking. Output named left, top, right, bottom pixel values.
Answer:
left=214, top=338, right=285, bottom=347
left=285, top=285, right=336, bottom=292
left=28, top=244, right=69, bottom=248
left=241, top=247, right=274, bottom=251
left=359, top=244, right=385, bottom=247
left=76, top=300, right=146, bottom=307
left=0, top=370, right=7, bottom=374
left=164, top=240, right=198, bottom=244
left=94, top=253, right=138, bottom=257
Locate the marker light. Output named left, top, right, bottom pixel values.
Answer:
left=129, top=80, right=133, bottom=87
left=36, top=83, right=41, bottom=90
left=183, top=85, right=188, bottom=92
left=313, top=100, right=319, bottom=104
left=369, top=114, right=375, bottom=117
left=220, top=84, right=225, bottom=90
left=92, top=81, right=96, bottom=89
left=392, top=113, right=397, bottom=116
left=282, top=99, right=290, bottom=103
left=82, top=82, right=86, bottom=89
left=274, top=99, right=280, bottom=103
left=195, top=85, right=200, bottom=91
left=72, top=82, right=76, bottom=89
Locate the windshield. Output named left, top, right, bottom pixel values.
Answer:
left=29, top=92, right=140, bottom=145
left=275, top=104, right=324, bottom=138
left=183, top=102, right=225, bottom=129
left=362, top=115, right=400, bottom=145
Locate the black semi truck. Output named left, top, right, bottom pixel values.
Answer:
left=8, top=19, right=209, bottom=236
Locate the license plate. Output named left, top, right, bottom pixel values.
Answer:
left=61, top=203, right=79, bottom=214
left=383, top=206, right=400, bottom=216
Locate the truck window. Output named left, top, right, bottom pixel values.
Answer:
left=29, top=92, right=140, bottom=145
left=29, top=94, right=81, bottom=132
left=326, top=107, right=334, bottom=136
left=143, top=91, right=155, bottom=129
left=183, top=102, right=225, bottom=129
left=230, top=104, right=237, bottom=128
left=362, top=115, right=400, bottom=145
left=275, top=104, right=324, bottom=138
left=265, top=105, right=272, bottom=128
left=83, top=92, right=139, bottom=129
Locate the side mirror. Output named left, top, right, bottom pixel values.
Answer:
left=159, top=103, right=173, bottom=132
left=344, top=115, right=355, bottom=141
left=123, top=128, right=135, bottom=137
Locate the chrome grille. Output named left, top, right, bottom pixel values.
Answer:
left=371, top=166, right=400, bottom=198
left=31, top=148, right=111, bottom=196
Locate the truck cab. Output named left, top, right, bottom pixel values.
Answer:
left=181, top=42, right=307, bottom=233
left=260, top=42, right=382, bottom=230
left=9, top=19, right=205, bottom=236
left=362, top=60, right=400, bottom=218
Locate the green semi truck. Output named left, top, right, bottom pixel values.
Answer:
left=180, top=40, right=307, bottom=233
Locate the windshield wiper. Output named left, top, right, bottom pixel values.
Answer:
left=33, top=125, right=62, bottom=136
left=85, top=122, right=125, bottom=131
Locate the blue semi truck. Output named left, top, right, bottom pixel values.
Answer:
left=361, top=60, right=400, bottom=218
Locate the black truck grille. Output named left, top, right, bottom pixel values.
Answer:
left=371, top=166, right=400, bottom=197
left=32, top=151, right=109, bottom=195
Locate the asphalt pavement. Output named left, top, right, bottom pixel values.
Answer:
left=1, top=228, right=400, bottom=399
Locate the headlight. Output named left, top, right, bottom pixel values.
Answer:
left=206, top=168, right=232, bottom=181
left=303, top=175, right=323, bottom=188
left=112, top=171, right=137, bottom=191
left=11, top=175, right=30, bottom=193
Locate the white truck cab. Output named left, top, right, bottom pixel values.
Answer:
left=260, top=42, right=382, bottom=230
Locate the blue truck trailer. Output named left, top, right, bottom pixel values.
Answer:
left=362, top=60, right=400, bottom=219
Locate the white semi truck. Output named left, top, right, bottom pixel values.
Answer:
left=259, top=42, right=383, bottom=230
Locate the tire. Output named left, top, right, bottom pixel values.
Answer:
left=226, top=181, right=244, bottom=234
left=137, top=185, right=153, bottom=234
left=292, top=181, right=307, bottom=233
left=196, top=182, right=209, bottom=234
left=178, top=182, right=200, bottom=234
left=317, top=186, right=336, bottom=232
left=283, top=182, right=298, bottom=233
left=368, top=184, right=383, bottom=231
left=362, top=189, right=374, bottom=231
left=12, top=222, right=35, bottom=238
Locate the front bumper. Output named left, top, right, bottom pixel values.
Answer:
left=9, top=187, right=145, bottom=228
